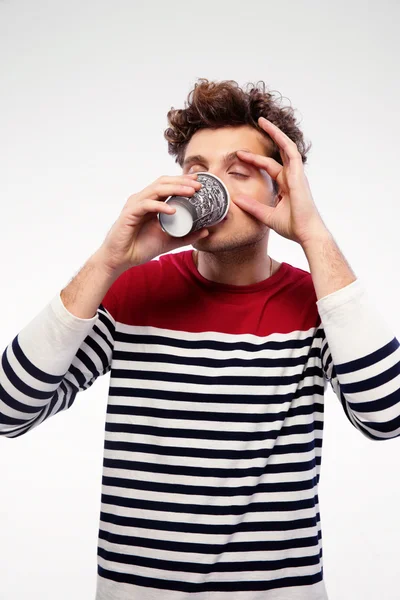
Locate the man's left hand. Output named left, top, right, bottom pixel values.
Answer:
left=234, top=117, right=329, bottom=247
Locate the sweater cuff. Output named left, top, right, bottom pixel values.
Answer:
left=14, top=293, right=100, bottom=377
left=50, top=292, right=99, bottom=331
left=315, top=278, right=394, bottom=364
left=316, top=278, right=364, bottom=322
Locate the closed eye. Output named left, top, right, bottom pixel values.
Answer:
left=229, top=172, right=249, bottom=178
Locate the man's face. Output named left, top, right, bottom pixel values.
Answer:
left=182, top=125, right=277, bottom=254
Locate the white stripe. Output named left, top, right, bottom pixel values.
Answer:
left=117, top=323, right=317, bottom=344
left=341, top=372, right=400, bottom=404
left=104, top=429, right=323, bottom=451
left=338, top=345, right=400, bottom=384
left=102, top=466, right=321, bottom=488
left=112, top=358, right=313, bottom=375
left=100, top=502, right=318, bottom=526
left=105, top=410, right=323, bottom=432
left=99, top=519, right=321, bottom=545
left=109, top=376, right=324, bottom=400
left=102, top=484, right=319, bottom=508
left=98, top=537, right=322, bottom=565
left=103, top=447, right=319, bottom=469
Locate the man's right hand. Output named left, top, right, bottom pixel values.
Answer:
left=95, top=174, right=209, bottom=277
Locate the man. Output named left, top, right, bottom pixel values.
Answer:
left=1, top=79, right=399, bottom=600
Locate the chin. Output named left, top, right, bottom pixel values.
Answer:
left=192, top=229, right=265, bottom=254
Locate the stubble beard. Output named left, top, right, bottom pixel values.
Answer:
left=192, top=226, right=268, bottom=265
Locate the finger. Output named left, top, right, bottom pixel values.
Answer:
left=233, top=195, right=275, bottom=226
left=158, top=175, right=202, bottom=187
left=136, top=178, right=201, bottom=203
left=150, top=183, right=200, bottom=201
left=236, top=151, right=282, bottom=180
left=258, top=117, right=303, bottom=168
left=131, top=199, right=178, bottom=218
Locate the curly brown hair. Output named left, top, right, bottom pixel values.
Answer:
left=164, top=78, right=312, bottom=195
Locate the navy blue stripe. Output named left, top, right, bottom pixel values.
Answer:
left=110, top=365, right=322, bottom=387
left=101, top=492, right=319, bottom=516
left=340, top=361, right=400, bottom=394
left=108, top=382, right=325, bottom=407
left=352, top=412, right=400, bottom=435
left=92, top=322, right=113, bottom=354
left=2, top=343, right=59, bottom=401
left=106, top=393, right=324, bottom=423
left=103, top=456, right=321, bottom=479
left=348, top=386, right=400, bottom=413
left=113, top=349, right=320, bottom=369
left=0, top=404, right=46, bottom=434
left=63, top=364, right=82, bottom=391
left=98, top=305, right=116, bottom=339
left=83, top=335, right=110, bottom=375
left=98, top=527, right=321, bottom=554
left=98, top=565, right=323, bottom=593
left=12, top=336, right=62, bottom=383
left=74, top=347, right=100, bottom=381
left=59, top=380, right=76, bottom=411
left=0, top=379, right=43, bottom=415
left=101, top=473, right=319, bottom=498
left=320, top=340, right=330, bottom=363
left=46, top=388, right=66, bottom=415
left=3, top=420, right=37, bottom=438
left=115, top=331, right=316, bottom=353
left=98, top=544, right=321, bottom=574
left=0, top=411, right=28, bottom=427
left=105, top=417, right=323, bottom=442
left=57, top=382, right=69, bottom=411
left=0, top=382, right=77, bottom=437
left=104, top=437, right=318, bottom=461
left=335, top=338, right=399, bottom=375
left=338, top=390, right=381, bottom=440
left=321, top=347, right=332, bottom=374
left=100, top=510, right=320, bottom=535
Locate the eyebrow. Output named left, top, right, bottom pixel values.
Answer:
left=182, top=149, right=253, bottom=171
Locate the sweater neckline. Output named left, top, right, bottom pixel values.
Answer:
left=183, top=250, right=289, bottom=294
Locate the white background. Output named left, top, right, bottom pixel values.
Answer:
left=1, top=1, right=399, bottom=598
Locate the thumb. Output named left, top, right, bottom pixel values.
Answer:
left=234, top=196, right=274, bottom=226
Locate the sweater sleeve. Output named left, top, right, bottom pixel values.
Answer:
left=316, top=278, right=400, bottom=441
left=0, top=289, right=117, bottom=438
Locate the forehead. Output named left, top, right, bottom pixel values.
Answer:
left=184, top=125, right=271, bottom=160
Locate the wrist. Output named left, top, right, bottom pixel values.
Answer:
left=300, top=226, right=333, bottom=255
left=91, top=249, right=126, bottom=281
left=60, top=253, right=122, bottom=320
left=300, top=229, right=357, bottom=300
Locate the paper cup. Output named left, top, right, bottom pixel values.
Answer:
left=158, top=172, right=230, bottom=237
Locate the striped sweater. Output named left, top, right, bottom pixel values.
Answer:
left=1, top=249, right=400, bottom=600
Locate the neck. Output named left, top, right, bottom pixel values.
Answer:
left=193, top=246, right=275, bottom=286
